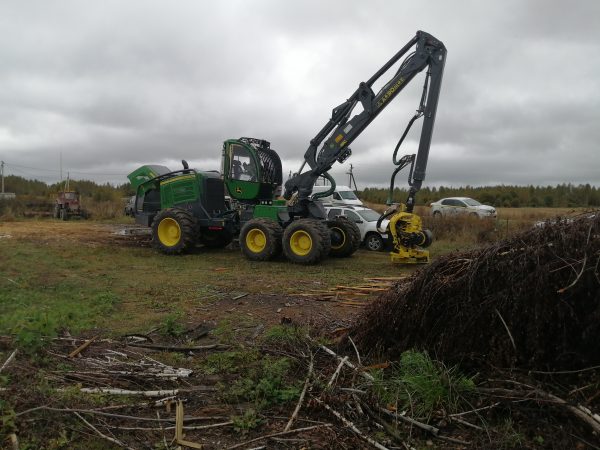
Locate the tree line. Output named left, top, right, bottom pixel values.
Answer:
left=360, top=184, right=600, bottom=208
left=1, top=175, right=133, bottom=201
left=3, top=174, right=600, bottom=208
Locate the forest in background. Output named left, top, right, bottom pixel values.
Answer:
left=2, top=174, right=600, bottom=208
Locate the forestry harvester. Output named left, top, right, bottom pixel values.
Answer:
left=127, top=31, right=446, bottom=264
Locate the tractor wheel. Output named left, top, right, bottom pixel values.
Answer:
left=240, top=218, right=282, bottom=261
left=200, top=229, right=233, bottom=249
left=151, top=208, right=197, bottom=254
left=283, top=219, right=331, bottom=265
left=327, top=216, right=361, bottom=257
left=53, top=205, right=60, bottom=219
left=60, top=209, right=68, bottom=221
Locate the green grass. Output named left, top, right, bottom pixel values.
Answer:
left=0, top=230, right=413, bottom=342
left=369, top=350, right=475, bottom=420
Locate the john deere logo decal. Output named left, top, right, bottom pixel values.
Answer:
left=236, top=187, right=242, bottom=194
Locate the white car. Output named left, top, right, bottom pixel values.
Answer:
left=325, top=205, right=390, bottom=251
left=430, top=197, right=496, bottom=218
left=312, top=185, right=363, bottom=206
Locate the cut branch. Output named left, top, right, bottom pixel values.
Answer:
left=314, top=397, right=389, bottom=450
left=285, top=352, right=314, bottom=432
left=227, top=424, right=332, bottom=450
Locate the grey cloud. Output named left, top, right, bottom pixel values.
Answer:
left=1, top=0, right=599, bottom=189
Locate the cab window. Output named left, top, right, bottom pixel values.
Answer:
left=229, top=144, right=257, bottom=181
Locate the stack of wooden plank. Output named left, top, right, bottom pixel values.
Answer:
left=295, top=277, right=407, bottom=307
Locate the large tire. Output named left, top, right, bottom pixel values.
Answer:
left=327, top=216, right=361, bottom=257
left=60, top=209, right=68, bottom=221
left=151, top=208, right=197, bottom=254
left=240, top=218, right=282, bottom=261
left=365, top=232, right=385, bottom=252
left=53, top=205, right=60, bottom=219
left=283, top=219, right=331, bottom=265
left=200, top=229, right=233, bottom=249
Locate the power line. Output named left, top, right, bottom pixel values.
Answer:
left=4, top=162, right=127, bottom=177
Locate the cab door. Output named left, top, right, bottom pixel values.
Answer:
left=223, top=142, right=261, bottom=201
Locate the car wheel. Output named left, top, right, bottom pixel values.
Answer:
left=470, top=212, right=479, bottom=218
left=433, top=211, right=442, bottom=218
left=365, top=233, right=384, bottom=252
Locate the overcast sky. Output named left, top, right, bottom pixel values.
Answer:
left=1, top=0, right=599, bottom=189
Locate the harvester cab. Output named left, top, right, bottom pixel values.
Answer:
left=222, top=137, right=283, bottom=203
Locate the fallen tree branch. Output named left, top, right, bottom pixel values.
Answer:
left=0, top=349, right=17, bottom=373
left=16, top=405, right=225, bottom=423
left=61, top=386, right=215, bottom=397
left=557, top=221, right=593, bottom=293
left=378, top=406, right=440, bottom=435
left=318, top=344, right=374, bottom=382
left=327, top=356, right=348, bottom=388
left=449, top=402, right=501, bottom=417
left=314, top=397, right=389, bottom=450
left=494, top=308, right=516, bottom=351
left=285, top=352, right=314, bottom=432
left=480, top=382, right=600, bottom=434
left=68, top=336, right=97, bottom=358
left=357, top=398, right=405, bottom=445
left=227, top=423, right=332, bottom=450
left=74, top=412, right=133, bottom=450
left=126, top=342, right=229, bottom=352
left=102, top=421, right=233, bottom=432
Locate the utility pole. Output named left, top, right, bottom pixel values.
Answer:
left=1, top=160, right=4, bottom=194
left=346, top=164, right=358, bottom=192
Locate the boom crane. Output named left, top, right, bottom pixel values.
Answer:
left=284, top=30, right=446, bottom=216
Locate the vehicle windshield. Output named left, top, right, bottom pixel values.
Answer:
left=339, top=191, right=358, bottom=200
left=463, top=198, right=482, bottom=206
left=357, top=209, right=381, bottom=222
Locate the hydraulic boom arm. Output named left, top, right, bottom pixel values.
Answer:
left=284, top=31, right=446, bottom=214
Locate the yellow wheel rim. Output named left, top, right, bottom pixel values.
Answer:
left=246, top=228, right=267, bottom=253
left=330, top=226, right=346, bottom=250
left=157, top=217, right=181, bottom=247
left=290, top=230, right=312, bottom=256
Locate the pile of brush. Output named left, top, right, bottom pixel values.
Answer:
left=352, top=211, right=600, bottom=371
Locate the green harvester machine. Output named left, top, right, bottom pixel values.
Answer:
left=127, top=137, right=360, bottom=264
left=127, top=31, right=446, bottom=265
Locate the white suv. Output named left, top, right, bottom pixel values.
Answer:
left=325, top=205, right=390, bottom=251
left=430, top=197, right=496, bottom=218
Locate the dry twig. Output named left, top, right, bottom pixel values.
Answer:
left=313, top=397, right=389, bottom=450
left=0, top=349, right=17, bottom=373
left=74, top=412, right=133, bottom=450
left=227, top=424, right=332, bottom=450
left=284, top=352, right=314, bottom=432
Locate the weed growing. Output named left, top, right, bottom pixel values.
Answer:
left=223, top=356, right=301, bottom=409
left=231, top=409, right=263, bottom=433
left=199, top=350, right=260, bottom=375
left=262, top=324, right=307, bottom=346
left=160, top=310, right=185, bottom=337
left=369, top=350, right=475, bottom=420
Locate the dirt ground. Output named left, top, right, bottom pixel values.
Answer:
left=4, top=219, right=597, bottom=449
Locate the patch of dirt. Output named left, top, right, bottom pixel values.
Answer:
left=0, top=220, right=151, bottom=247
